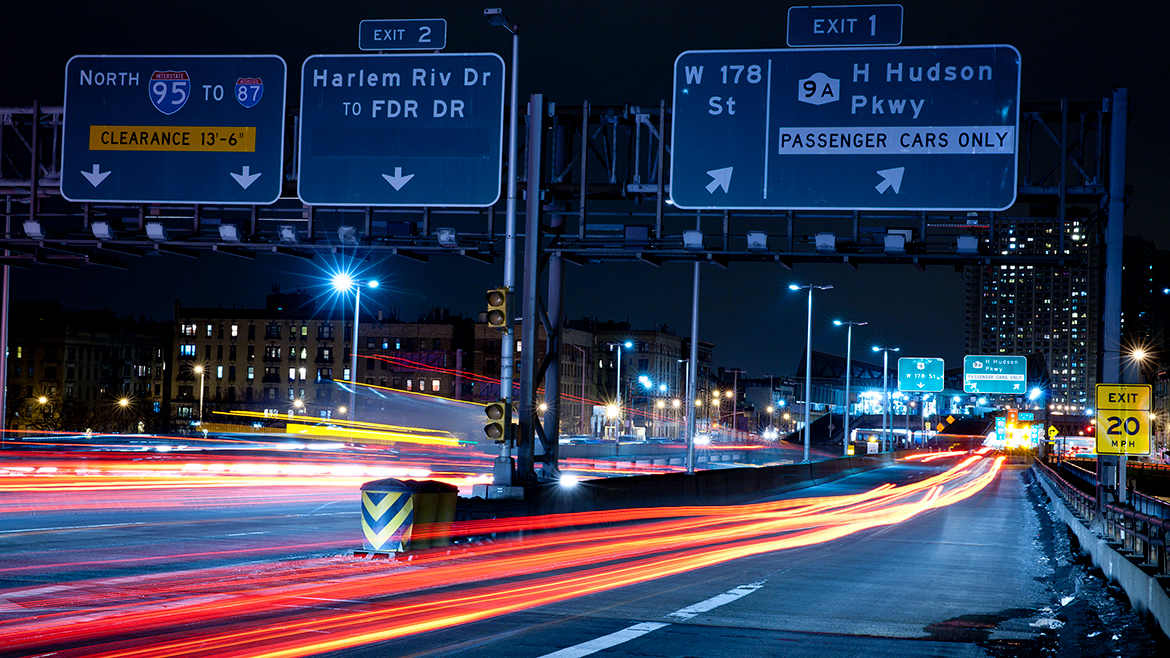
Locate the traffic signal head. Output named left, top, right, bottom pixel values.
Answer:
left=486, top=287, right=508, bottom=329
left=484, top=400, right=508, bottom=442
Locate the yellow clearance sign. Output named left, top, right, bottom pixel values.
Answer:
left=89, top=125, right=256, bottom=152
left=1095, top=383, right=1151, bottom=455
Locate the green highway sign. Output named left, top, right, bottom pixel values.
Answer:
left=898, top=357, right=944, bottom=392
left=297, top=52, right=505, bottom=206
left=669, top=45, right=1021, bottom=210
left=963, top=355, right=1026, bottom=394
left=62, top=55, right=287, bottom=204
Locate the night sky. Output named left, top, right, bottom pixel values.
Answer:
left=3, top=1, right=1166, bottom=380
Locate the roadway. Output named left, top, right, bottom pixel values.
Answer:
left=0, top=454, right=1159, bottom=657
left=359, top=459, right=1054, bottom=658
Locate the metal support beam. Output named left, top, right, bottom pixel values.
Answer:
left=517, top=94, right=544, bottom=483
left=1098, top=88, right=1128, bottom=511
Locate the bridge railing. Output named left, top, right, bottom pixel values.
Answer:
left=1034, top=459, right=1170, bottom=578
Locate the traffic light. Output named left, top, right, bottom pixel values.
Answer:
left=486, top=287, right=508, bottom=329
left=484, top=400, right=508, bottom=442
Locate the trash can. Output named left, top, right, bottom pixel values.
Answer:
left=359, top=478, right=458, bottom=553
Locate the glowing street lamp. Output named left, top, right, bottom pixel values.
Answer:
left=192, top=364, right=205, bottom=424
left=607, top=341, right=633, bottom=436
left=332, top=273, right=379, bottom=422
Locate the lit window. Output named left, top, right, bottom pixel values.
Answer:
left=299, top=367, right=307, bottom=381
left=247, top=366, right=254, bottom=380
left=216, top=365, right=223, bottom=379
left=432, top=379, right=440, bottom=392
left=288, top=367, right=296, bottom=381
left=231, top=324, right=239, bottom=337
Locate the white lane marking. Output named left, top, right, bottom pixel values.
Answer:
left=535, top=581, right=766, bottom=658
left=225, top=532, right=268, bottom=537
left=0, top=522, right=147, bottom=534
left=536, top=622, right=670, bottom=658
left=666, top=580, right=766, bottom=621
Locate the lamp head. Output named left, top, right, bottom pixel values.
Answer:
left=789, top=284, right=801, bottom=291
left=484, top=8, right=515, bottom=33
left=331, top=272, right=355, bottom=293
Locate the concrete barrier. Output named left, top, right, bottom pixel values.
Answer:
left=525, top=453, right=919, bottom=515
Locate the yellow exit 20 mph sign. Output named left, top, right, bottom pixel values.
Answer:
left=1095, top=384, right=1151, bottom=455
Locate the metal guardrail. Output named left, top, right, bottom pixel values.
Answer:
left=1035, top=459, right=1169, bottom=578
left=1055, top=457, right=1170, bottom=521
left=1057, top=459, right=1097, bottom=492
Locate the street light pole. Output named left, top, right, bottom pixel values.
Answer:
left=791, top=284, right=833, bottom=463
left=349, top=283, right=361, bottom=421
left=333, top=275, right=378, bottom=424
left=193, top=365, right=205, bottom=425
left=834, top=320, right=867, bottom=457
left=609, top=341, right=632, bottom=438
left=485, top=8, right=520, bottom=484
left=873, top=345, right=900, bottom=452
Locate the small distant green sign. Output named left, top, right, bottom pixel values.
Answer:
left=898, top=357, right=945, bottom=392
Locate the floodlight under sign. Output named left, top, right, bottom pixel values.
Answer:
left=338, top=225, right=359, bottom=245
left=22, top=220, right=45, bottom=240
left=91, top=221, right=116, bottom=241
left=436, top=228, right=458, bottom=247
left=277, top=225, right=299, bottom=244
left=145, top=222, right=168, bottom=242
left=219, top=224, right=240, bottom=242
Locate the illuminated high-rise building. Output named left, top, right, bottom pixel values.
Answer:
left=964, top=211, right=1097, bottom=408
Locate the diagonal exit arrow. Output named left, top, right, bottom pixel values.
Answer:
left=705, top=167, right=733, bottom=194
left=875, top=167, right=904, bottom=194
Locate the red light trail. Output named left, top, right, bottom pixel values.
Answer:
left=0, top=455, right=1002, bottom=658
